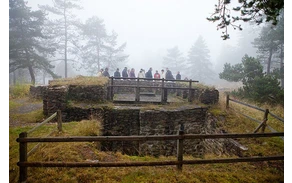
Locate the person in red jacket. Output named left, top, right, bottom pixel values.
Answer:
left=154, top=70, right=160, bottom=81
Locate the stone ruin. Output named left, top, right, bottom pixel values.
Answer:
left=28, top=79, right=244, bottom=157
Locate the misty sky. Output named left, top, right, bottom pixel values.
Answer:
left=26, top=0, right=244, bottom=73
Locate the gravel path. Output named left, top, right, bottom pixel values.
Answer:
left=9, top=97, right=43, bottom=127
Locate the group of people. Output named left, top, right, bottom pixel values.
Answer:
left=97, top=68, right=110, bottom=77
left=97, top=67, right=183, bottom=80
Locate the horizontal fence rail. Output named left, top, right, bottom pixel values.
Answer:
left=17, top=132, right=284, bottom=143
left=17, top=128, right=284, bottom=182
left=227, top=96, right=284, bottom=123
left=27, top=112, right=57, bottom=134
left=26, top=110, right=63, bottom=157
left=18, top=156, right=284, bottom=168
left=111, top=76, right=199, bottom=83
left=226, top=95, right=283, bottom=138
left=108, top=77, right=199, bottom=103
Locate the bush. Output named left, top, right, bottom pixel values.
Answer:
left=9, top=84, right=31, bottom=99
left=231, top=75, right=283, bottom=105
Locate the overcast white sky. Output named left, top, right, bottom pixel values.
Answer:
left=27, top=0, right=243, bottom=72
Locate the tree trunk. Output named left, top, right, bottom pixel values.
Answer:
left=64, top=3, right=68, bottom=78
left=266, top=47, right=273, bottom=74
left=43, top=70, right=46, bottom=85
left=280, top=43, right=284, bottom=89
left=28, top=65, right=35, bottom=85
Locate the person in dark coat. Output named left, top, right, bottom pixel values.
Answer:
left=145, top=67, right=153, bottom=79
left=122, top=67, right=128, bottom=78
left=129, top=68, right=136, bottom=78
left=176, top=71, right=181, bottom=80
left=175, top=71, right=182, bottom=96
left=114, top=68, right=121, bottom=78
left=165, top=68, right=174, bottom=80
left=102, top=67, right=110, bottom=77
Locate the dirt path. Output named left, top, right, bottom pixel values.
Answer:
left=9, top=97, right=43, bottom=127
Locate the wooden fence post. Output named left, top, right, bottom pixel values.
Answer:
left=177, top=124, right=184, bottom=171
left=57, top=110, right=62, bottom=132
left=226, top=94, right=230, bottom=109
left=110, top=77, right=114, bottom=101
left=135, top=78, right=140, bottom=102
left=261, top=109, right=269, bottom=133
left=188, top=80, right=192, bottom=102
left=19, top=132, right=28, bottom=183
left=161, top=79, right=165, bottom=103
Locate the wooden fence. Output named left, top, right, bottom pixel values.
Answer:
left=226, top=94, right=284, bottom=135
left=107, top=77, right=199, bottom=103
left=17, top=123, right=283, bottom=182
left=26, top=110, right=62, bottom=149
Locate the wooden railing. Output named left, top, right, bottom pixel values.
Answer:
left=226, top=94, right=284, bottom=136
left=107, top=77, right=199, bottom=103
left=17, top=123, right=283, bottom=182
left=17, top=110, right=62, bottom=182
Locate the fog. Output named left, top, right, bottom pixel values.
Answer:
left=26, top=0, right=260, bottom=86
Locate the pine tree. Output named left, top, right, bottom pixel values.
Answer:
left=80, top=17, right=128, bottom=75
left=103, top=30, right=129, bottom=73
left=162, top=46, right=185, bottom=74
left=9, top=0, right=57, bottom=85
left=39, top=0, right=82, bottom=78
left=79, top=16, right=107, bottom=75
left=252, top=11, right=284, bottom=76
left=187, top=36, right=215, bottom=83
left=207, top=0, right=284, bottom=40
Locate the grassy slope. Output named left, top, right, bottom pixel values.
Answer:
left=9, top=87, right=284, bottom=183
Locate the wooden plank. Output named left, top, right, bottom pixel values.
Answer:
left=18, top=156, right=283, bottom=168
left=27, top=112, right=57, bottom=134
left=140, top=92, right=156, bottom=96
left=17, top=132, right=284, bottom=143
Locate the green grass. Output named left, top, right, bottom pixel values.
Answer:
left=9, top=120, right=284, bottom=183
left=9, top=100, right=22, bottom=110
left=9, top=83, right=31, bottom=99
left=9, top=92, right=284, bottom=183
left=49, top=75, right=109, bottom=86
left=10, top=108, right=44, bottom=123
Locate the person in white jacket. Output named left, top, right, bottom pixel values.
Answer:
left=161, top=69, right=165, bottom=79
left=97, top=69, right=104, bottom=77
left=138, top=69, right=145, bottom=78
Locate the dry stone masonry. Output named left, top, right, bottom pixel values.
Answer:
left=28, top=79, right=236, bottom=157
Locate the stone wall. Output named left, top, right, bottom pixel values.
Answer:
left=38, top=80, right=226, bottom=156
left=30, top=85, right=48, bottom=99
left=199, top=89, right=219, bottom=104
left=43, top=85, right=108, bottom=117
left=44, top=102, right=243, bottom=157
left=139, top=107, right=208, bottom=157
left=68, top=85, right=108, bottom=102
left=38, top=80, right=219, bottom=118
left=101, top=106, right=140, bottom=155
left=100, top=106, right=208, bottom=157
left=43, top=85, right=68, bottom=116
left=203, top=113, right=226, bottom=155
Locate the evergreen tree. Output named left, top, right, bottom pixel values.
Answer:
left=103, top=30, right=129, bottom=73
left=187, top=36, right=215, bottom=83
left=79, top=16, right=107, bottom=75
left=9, top=0, right=57, bottom=85
left=80, top=16, right=128, bottom=75
left=215, top=44, right=239, bottom=74
left=252, top=11, right=284, bottom=79
left=207, top=0, right=284, bottom=40
left=39, top=0, right=82, bottom=78
left=219, top=55, right=283, bottom=104
left=162, top=46, right=185, bottom=73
